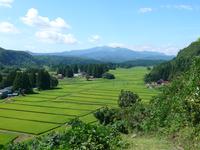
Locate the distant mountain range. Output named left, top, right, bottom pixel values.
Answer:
left=32, top=46, right=174, bottom=63
left=0, top=46, right=174, bottom=67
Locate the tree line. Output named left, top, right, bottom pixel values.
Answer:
left=56, top=64, right=113, bottom=78
left=0, top=68, right=58, bottom=94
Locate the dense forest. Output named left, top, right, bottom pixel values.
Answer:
left=0, top=68, right=58, bottom=97
left=145, top=39, right=200, bottom=82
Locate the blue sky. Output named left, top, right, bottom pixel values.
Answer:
left=0, top=0, right=199, bottom=55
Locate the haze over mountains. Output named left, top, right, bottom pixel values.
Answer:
left=32, top=46, right=174, bottom=63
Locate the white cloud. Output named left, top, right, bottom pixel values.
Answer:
left=0, top=0, right=14, bottom=8
left=21, top=8, right=70, bottom=31
left=35, top=31, right=77, bottom=44
left=0, top=22, right=19, bottom=33
left=175, top=5, right=193, bottom=10
left=88, top=35, right=101, bottom=43
left=162, top=4, right=193, bottom=10
left=22, top=8, right=78, bottom=45
left=138, top=7, right=153, bottom=13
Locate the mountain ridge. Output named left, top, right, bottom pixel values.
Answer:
left=31, top=46, right=174, bottom=63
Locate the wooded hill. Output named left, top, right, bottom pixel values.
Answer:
left=0, top=47, right=100, bottom=67
left=145, top=39, right=200, bottom=82
left=0, top=47, right=38, bottom=67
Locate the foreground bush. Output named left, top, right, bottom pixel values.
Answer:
left=118, top=90, right=140, bottom=108
left=5, top=120, right=124, bottom=150
left=94, top=105, right=147, bottom=134
left=94, top=107, right=118, bottom=125
left=142, top=58, right=200, bottom=149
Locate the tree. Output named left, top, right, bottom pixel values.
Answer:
left=0, top=74, right=2, bottom=83
left=5, top=70, right=18, bottom=87
left=147, top=66, right=151, bottom=71
left=118, top=90, right=140, bottom=108
left=94, top=107, right=118, bottom=125
left=73, top=64, right=78, bottom=74
left=66, top=67, right=74, bottom=78
left=50, top=76, right=58, bottom=88
left=28, top=72, right=37, bottom=88
left=57, top=66, right=66, bottom=76
left=26, top=68, right=39, bottom=88
left=37, top=70, right=51, bottom=90
left=85, top=74, right=90, bottom=81
left=87, top=65, right=93, bottom=76
left=13, top=72, right=32, bottom=94
left=102, top=73, right=115, bottom=79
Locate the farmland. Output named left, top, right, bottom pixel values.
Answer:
left=0, top=67, right=159, bottom=145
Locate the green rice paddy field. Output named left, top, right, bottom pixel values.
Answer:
left=0, top=67, right=159, bottom=145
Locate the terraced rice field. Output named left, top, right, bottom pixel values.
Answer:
left=0, top=67, right=159, bottom=144
left=0, top=133, right=17, bottom=145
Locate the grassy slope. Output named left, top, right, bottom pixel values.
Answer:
left=0, top=67, right=161, bottom=145
left=123, top=135, right=174, bottom=150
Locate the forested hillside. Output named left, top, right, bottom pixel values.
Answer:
left=119, top=59, right=165, bottom=68
left=35, top=55, right=101, bottom=66
left=145, top=39, right=200, bottom=82
left=0, top=47, right=100, bottom=67
left=143, top=58, right=200, bottom=149
left=0, top=47, right=38, bottom=67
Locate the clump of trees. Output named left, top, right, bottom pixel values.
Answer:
left=118, top=90, right=140, bottom=108
left=57, top=66, right=74, bottom=78
left=37, top=70, right=51, bottom=90
left=102, top=73, right=115, bottom=79
left=0, top=68, right=59, bottom=94
left=0, top=69, right=19, bottom=88
left=57, top=64, right=110, bottom=78
left=94, top=107, right=118, bottom=125
left=94, top=90, right=143, bottom=134
left=13, top=72, right=32, bottom=94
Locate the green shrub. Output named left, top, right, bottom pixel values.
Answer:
left=5, top=121, right=124, bottom=150
left=112, top=120, right=129, bottom=134
left=118, top=90, right=141, bottom=108
left=119, top=102, right=148, bottom=131
left=141, top=58, right=200, bottom=149
left=94, top=107, right=118, bottom=125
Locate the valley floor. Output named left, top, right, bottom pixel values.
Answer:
left=0, top=67, right=159, bottom=146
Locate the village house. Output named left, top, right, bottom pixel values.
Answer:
left=0, top=87, right=12, bottom=99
